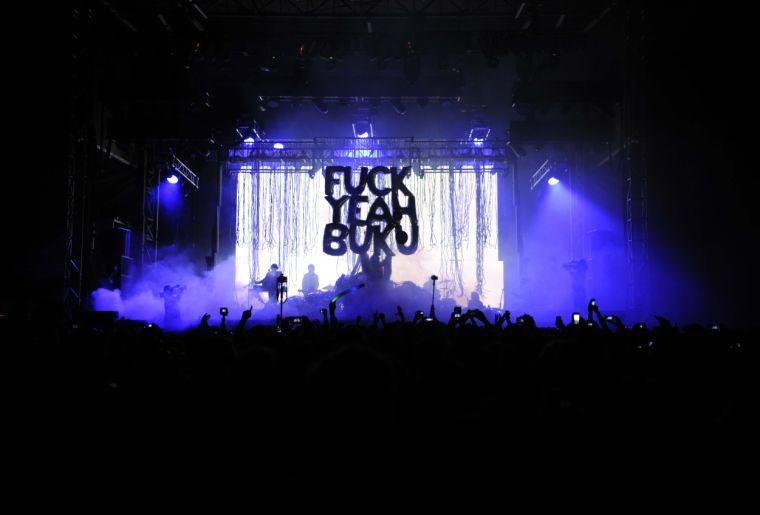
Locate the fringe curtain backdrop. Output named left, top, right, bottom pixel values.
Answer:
left=235, top=162, right=501, bottom=307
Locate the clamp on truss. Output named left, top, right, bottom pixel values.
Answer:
left=529, top=159, right=552, bottom=190
left=171, top=154, right=200, bottom=189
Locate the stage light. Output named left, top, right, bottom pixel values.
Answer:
left=469, top=124, right=491, bottom=141
left=472, top=138, right=484, bottom=147
left=243, top=137, right=255, bottom=144
left=273, top=142, right=284, bottom=149
left=547, top=177, right=560, bottom=186
left=313, top=98, right=329, bottom=114
left=166, top=174, right=179, bottom=184
left=352, top=115, right=374, bottom=138
left=391, top=99, right=407, bottom=115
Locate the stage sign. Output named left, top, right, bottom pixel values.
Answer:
left=323, top=166, right=418, bottom=260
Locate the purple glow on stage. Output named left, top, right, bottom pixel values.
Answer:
left=503, top=180, right=629, bottom=326
left=166, top=174, right=179, bottom=184
left=472, top=138, right=484, bottom=147
left=243, top=137, right=255, bottom=144
left=158, top=181, right=182, bottom=215
left=356, top=131, right=370, bottom=138
left=547, top=176, right=560, bottom=186
left=93, top=252, right=241, bottom=331
left=273, top=142, right=284, bottom=149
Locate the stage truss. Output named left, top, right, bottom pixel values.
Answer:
left=229, top=138, right=512, bottom=309
left=228, top=137, right=510, bottom=171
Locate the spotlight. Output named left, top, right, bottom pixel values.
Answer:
left=243, top=137, right=255, bottom=144
left=472, top=138, right=484, bottom=147
left=352, top=121, right=373, bottom=138
left=352, top=113, right=374, bottom=138
left=547, top=177, right=560, bottom=186
left=469, top=124, right=491, bottom=141
left=166, top=174, right=179, bottom=184
left=273, top=142, right=284, bottom=149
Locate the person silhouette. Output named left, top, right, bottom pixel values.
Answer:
left=301, top=264, right=319, bottom=295
left=255, top=264, right=282, bottom=304
left=467, top=291, right=485, bottom=311
left=161, top=284, right=185, bottom=326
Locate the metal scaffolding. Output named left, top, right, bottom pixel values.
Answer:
left=141, top=145, right=160, bottom=270
left=64, top=1, right=94, bottom=315
left=621, top=1, right=650, bottom=320
left=64, top=127, right=89, bottom=315
left=228, top=137, right=510, bottom=174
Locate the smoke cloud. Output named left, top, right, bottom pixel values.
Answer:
left=92, top=251, right=242, bottom=331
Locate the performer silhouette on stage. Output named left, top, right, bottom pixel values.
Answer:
left=161, top=284, right=186, bottom=326
left=301, top=264, right=319, bottom=294
left=467, top=291, right=485, bottom=311
left=254, top=264, right=282, bottom=304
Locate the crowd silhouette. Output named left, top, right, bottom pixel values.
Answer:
left=15, top=297, right=753, bottom=434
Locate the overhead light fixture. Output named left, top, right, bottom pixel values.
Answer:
left=352, top=119, right=374, bottom=138
left=469, top=122, right=491, bottom=143
left=547, top=177, right=560, bottom=186
left=391, top=98, right=407, bottom=115
left=166, top=174, right=179, bottom=184
left=273, top=142, right=284, bottom=149
left=313, top=98, right=329, bottom=114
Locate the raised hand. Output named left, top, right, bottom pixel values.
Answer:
left=242, top=305, right=253, bottom=321
left=607, top=314, right=625, bottom=331
left=521, top=313, right=537, bottom=328
left=654, top=315, right=672, bottom=328
left=468, top=309, right=491, bottom=326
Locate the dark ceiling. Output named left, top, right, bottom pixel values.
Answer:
left=72, top=1, right=622, bottom=142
